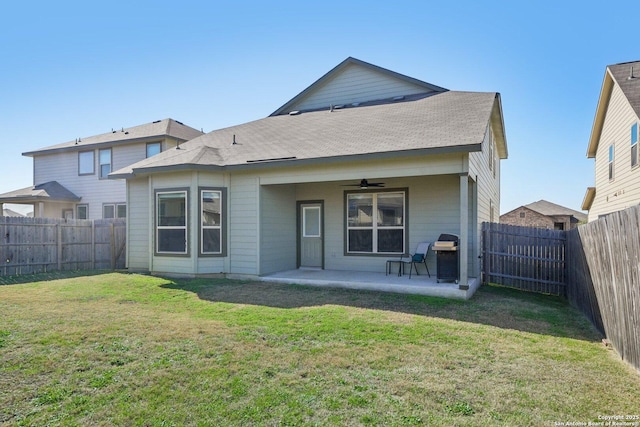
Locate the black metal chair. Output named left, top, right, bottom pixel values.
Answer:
left=404, top=242, right=431, bottom=278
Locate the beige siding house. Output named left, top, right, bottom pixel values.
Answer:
left=583, top=60, right=640, bottom=221
left=0, top=119, right=203, bottom=219
left=111, top=57, right=508, bottom=291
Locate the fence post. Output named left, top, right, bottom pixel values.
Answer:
left=91, top=220, right=96, bottom=270
left=56, top=223, right=62, bottom=271
left=110, top=222, right=115, bottom=270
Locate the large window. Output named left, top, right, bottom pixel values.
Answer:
left=200, top=189, right=224, bottom=255
left=346, top=191, right=405, bottom=254
left=99, top=148, right=112, bottom=178
left=78, top=151, right=94, bottom=175
left=632, top=123, right=638, bottom=168
left=156, top=190, right=188, bottom=254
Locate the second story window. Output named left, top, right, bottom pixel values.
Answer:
left=146, top=142, right=162, bottom=158
left=609, top=144, right=615, bottom=181
left=99, top=148, right=112, bottom=178
left=78, top=151, right=94, bottom=175
left=632, top=123, right=638, bottom=168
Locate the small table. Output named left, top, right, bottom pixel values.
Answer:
left=386, top=258, right=405, bottom=276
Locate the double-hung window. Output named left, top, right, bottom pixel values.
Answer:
left=200, top=189, right=224, bottom=255
left=632, top=123, right=638, bottom=168
left=156, top=190, right=188, bottom=254
left=99, top=148, right=112, bottom=178
left=346, top=191, right=405, bottom=254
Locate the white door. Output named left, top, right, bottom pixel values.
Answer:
left=300, top=203, right=323, bottom=268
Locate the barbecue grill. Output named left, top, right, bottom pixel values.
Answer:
left=432, top=233, right=459, bottom=283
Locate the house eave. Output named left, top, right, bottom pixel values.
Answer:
left=582, top=187, right=596, bottom=211
left=587, top=69, right=614, bottom=158
left=117, top=144, right=482, bottom=179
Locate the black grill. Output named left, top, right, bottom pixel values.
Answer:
left=432, top=233, right=459, bottom=283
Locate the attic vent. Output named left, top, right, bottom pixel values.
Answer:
left=629, top=66, right=636, bottom=80
left=176, top=120, right=184, bottom=125
left=289, top=110, right=301, bottom=116
left=153, top=120, right=162, bottom=123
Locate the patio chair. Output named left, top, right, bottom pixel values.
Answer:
left=404, top=242, right=431, bottom=278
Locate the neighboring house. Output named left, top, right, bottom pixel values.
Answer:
left=110, top=57, right=508, bottom=289
left=500, top=200, right=587, bottom=230
left=583, top=60, right=640, bottom=222
left=0, top=119, right=203, bottom=220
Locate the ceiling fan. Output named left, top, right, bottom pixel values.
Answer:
left=342, top=179, right=385, bottom=189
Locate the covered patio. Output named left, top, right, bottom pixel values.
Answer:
left=256, top=268, right=481, bottom=300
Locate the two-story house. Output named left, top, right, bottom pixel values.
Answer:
left=0, top=119, right=203, bottom=219
left=583, top=60, right=640, bottom=221
left=109, top=57, right=508, bottom=293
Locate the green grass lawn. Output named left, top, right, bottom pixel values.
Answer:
left=1, top=272, right=639, bottom=426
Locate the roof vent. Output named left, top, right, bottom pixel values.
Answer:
left=393, top=96, right=405, bottom=101
left=629, top=66, right=636, bottom=80
left=152, top=120, right=161, bottom=123
left=232, top=134, right=237, bottom=145
left=289, top=110, right=301, bottom=116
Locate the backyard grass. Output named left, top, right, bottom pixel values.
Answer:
left=1, top=272, right=639, bottom=426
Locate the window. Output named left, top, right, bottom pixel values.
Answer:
left=346, top=191, right=405, bottom=254
left=77, top=204, right=88, bottom=219
left=156, top=190, right=188, bottom=254
left=99, top=148, right=111, bottom=178
left=632, top=123, right=638, bottom=168
left=147, top=142, right=161, bottom=158
left=200, top=189, right=224, bottom=255
left=609, top=144, right=615, bottom=181
left=78, top=151, right=94, bottom=175
left=103, top=204, right=115, bottom=219
left=102, top=203, right=126, bottom=219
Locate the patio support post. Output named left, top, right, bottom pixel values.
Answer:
left=459, top=173, right=469, bottom=289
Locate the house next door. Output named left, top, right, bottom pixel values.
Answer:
left=299, top=202, right=323, bottom=268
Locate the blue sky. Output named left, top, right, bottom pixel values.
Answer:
left=1, top=1, right=637, bottom=215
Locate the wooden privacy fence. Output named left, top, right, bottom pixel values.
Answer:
left=0, top=216, right=126, bottom=276
left=482, top=223, right=567, bottom=295
left=482, top=206, right=640, bottom=373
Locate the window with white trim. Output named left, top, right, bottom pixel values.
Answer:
left=200, top=189, right=223, bottom=255
left=346, top=191, right=405, bottom=254
left=99, top=148, right=111, bottom=178
left=156, top=190, right=188, bottom=254
left=77, top=204, right=88, bottom=220
left=631, top=123, right=638, bottom=168
left=78, top=151, right=94, bottom=175
left=103, top=203, right=126, bottom=219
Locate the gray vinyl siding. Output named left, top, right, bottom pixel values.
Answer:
left=259, top=185, right=297, bottom=274
left=31, top=138, right=171, bottom=219
left=589, top=83, right=640, bottom=221
left=126, top=178, right=150, bottom=271
left=228, top=174, right=259, bottom=275
left=290, top=64, right=433, bottom=112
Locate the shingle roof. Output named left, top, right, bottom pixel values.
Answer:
left=587, top=60, right=640, bottom=157
left=608, top=60, right=640, bottom=119
left=0, top=181, right=81, bottom=203
left=525, top=200, right=587, bottom=221
left=23, top=118, right=203, bottom=156
left=112, top=91, right=505, bottom=178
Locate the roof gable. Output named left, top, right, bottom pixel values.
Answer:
left=270, top=57, right=447, bottom=116
left=587, top=60, right=640, bottom=158
left=524, top=200, right=587, bottom=221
